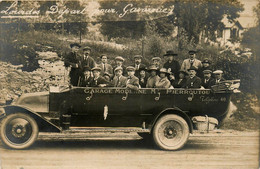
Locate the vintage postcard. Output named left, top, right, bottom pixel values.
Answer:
left=0, top=0, right=259, bottom=169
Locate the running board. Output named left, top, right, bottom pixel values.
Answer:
left=63, top=127, right=150, bottom=133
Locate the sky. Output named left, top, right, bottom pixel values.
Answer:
left=238, top=0, right=259, bottom=28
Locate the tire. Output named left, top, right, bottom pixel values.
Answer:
left=0, top=113, right=39, bottom=149
left=153, top=114, right=189, bottom=150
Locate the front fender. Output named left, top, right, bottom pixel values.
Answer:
left=1, top=105, right=61, bottom=132
left=150, top=107, right=193, bottom=133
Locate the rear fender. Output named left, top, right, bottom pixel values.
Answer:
left=150, top=108, right=193, bottom=133
left=1, top=106, right=61, bottom=132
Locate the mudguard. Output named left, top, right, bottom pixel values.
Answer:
left=1, top=105, right=61, bottom=132
left=151, top=107, right=193, bottom=133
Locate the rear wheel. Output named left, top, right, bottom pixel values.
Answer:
left=153, top=114, right=189, bottom=150
left=0, top=113, right=38, bottom=149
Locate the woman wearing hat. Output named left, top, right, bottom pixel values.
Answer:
left=163, top=50, right=180, bottom=78
left=146, top=65, right=160, bottom=88
left=155, top=68, right=171, bottom=89
left=171, top=70, right=188, bottom=88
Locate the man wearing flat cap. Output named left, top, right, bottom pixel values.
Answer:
left=98, top=54, right=113, bottom=77
left=79, top=46, right=96, bottom=72
left=126, top=66, right=139, bottom=90
left=183, top=66, right=202, bottom=88
left=89, top=66, right=109, bottom=87
left=163, top=50, right=180, bottom=78
left=113, top=56, right=127, bottom=76
left=64, top=43, right=82, bottom=86
left=210, top=70, right=226, bottom=86
left=201, top=69, right=214, bottom=89
left=181, top=49, right=202, bottom=74
left=132, top=55, right=146, bottom=76
left=151, top=57, right=162, bottom=69
left=198, top=58, right=212, bottom=78
left=111, top=67, right=127, bottom=87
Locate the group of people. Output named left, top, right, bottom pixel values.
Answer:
left=64, top=43, right=226, bottom=90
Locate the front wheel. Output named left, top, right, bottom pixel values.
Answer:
left=0, top=113, right=39, bottom=149
left=153, top=114, right=189, bottom=150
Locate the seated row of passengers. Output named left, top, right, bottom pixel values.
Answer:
left=79, top=63, right=224, bottom=89
left=64, top=43, right=225, bottom=89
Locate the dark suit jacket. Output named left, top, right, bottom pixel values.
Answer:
left=79, top=76, right=93, bottom=87
left=132, top=63, right=146, bottom=76
left=163, top=60, right=180, bottom=77
left=139, top=76, right=148, bottom=88
left=172, top=78, right=187, bottom=88
left=209, top=77, right=226, bottom=87
left=111, top=75, right=127, bottom=87
left=201, top=77, right=214, bottom=89
left=64, top=52, right=81, bottom=86
left=89, top=76, right=109, bottom=87
left=79, top=56, right=96, bottom=71
left=183, top=76, right=202, bottom=88
left=126, top=76, right=139, bottom=90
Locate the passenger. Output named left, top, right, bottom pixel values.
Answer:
left=126, top=66, right=139, bottom=90
left=64, top=43, right=82, bottom=86
left=211, top=70, right=226, bottom=86
left=80, top=46, right=96, bottom=70
left=79, top=66, right=93, bottom=87
left=151, top=57, right=162, bottom=69
left=113, top=56, right=127, bottom=76
left=111, top=67, right=127, bottom=87
left=155, top=68, right=171, bottom=89
left=183, top=66, right=202, bottom=88
left=98, top=54, right=113, bottom=77
left=132, top=55, right=146, bottom=76
left=171, top=70, right=188, bottom=88
left=163, top=50, right=180, bottom=78
left=181, top=49, right=202, bottom=73
left=198, top=58, right=212, bottom=78
left=103, top=72, right=112, bottom=82
left=146, top=65, right=160, bottom=88
left=138, top=67, right=148, bottom=88
left=201, top=70, right=214, bottom=89
left=89, top=66, right=109, bottom=87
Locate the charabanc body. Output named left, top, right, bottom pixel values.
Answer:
left=0, top=80, right=240, bottom=150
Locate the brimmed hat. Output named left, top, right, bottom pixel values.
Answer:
left=202, top=58, right=211, bottom=64
left=213, top=70, right=223, bottom=74
left=83, top=46, right=91, bottom=51
left=159, top=68, right=171, bottom=74
left=152, top=57, right=161, bottom=61
left=148, top=65, right=158, bottom=71
left=83, top=66, right=91, bottom=72
left=163, top=50, right=177, bottom=57
left=188, top=66, right=198, bottom=71
left=139, top=66, right=147, bottom=71
left=114, top=66, right=123, bottom=72
left=134, top=55, right=142, bottom=59
left=70, top=43, right=81, bottom=48
left=91, top=66, right=101, bottom=71
left=203, top=69, right=212, bottom=74
left=126, top=66, right=135, bottom=71
left=115, top=56, right=125, bottom=62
